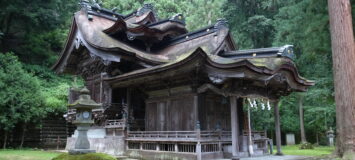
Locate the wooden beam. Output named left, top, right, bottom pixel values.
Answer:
left=273, top=100, right=283, bottom=155
left=197, top=83, right=279, bottom=100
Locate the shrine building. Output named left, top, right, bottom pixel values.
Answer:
left=53, top=1, right=314, bottom=159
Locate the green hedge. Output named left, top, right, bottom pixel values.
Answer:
left=52, top=153, right=116, bottom=160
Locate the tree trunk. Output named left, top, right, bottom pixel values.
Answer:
left=328, top=0, right=355, bottom=156
left=299, top=95, right=306, bottom=143
left=3, top=131, right=7, bottom=149
left=19, top=123, right=26, bottom=149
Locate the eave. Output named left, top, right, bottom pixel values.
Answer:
left=104, top=47, right=314, bottom=93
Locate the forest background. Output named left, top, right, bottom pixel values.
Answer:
left=1, top=0, right=354, bottom=147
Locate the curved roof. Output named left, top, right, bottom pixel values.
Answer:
left=105, top=47, right=314, bottom=93
left=52, top=2, right=314, bottom=95
left=52, top=5, right=234, bottom=73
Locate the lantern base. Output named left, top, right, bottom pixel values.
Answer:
left=68, top=149, right=96, bottom=155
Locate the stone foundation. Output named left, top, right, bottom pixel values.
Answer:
left=66, top=136, right=125, bottom=155
left=125, top=150, right=224, bottom=160
left=66, top=128, right=125, bottom=156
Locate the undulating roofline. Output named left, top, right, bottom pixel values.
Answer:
left=221, top=45, right=295, bottom=59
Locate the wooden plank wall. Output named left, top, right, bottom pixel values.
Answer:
left=145, top=94, right=195, bottom=131
left=199, top=92, right=231, bottom=131
left=0, top=113, right=70, bottom=149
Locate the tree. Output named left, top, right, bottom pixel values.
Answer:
left=0, top=53, right=44, bottom=148
left=223, top=0, right=280, bottom=49
left=328, top=0, right=355, bottom=156
left=298, top=94, right=306, bottom=143
left=0, top=0, right=77, bottom=66
left=103, top=0, right=225, bottom=31
left=273, top=0, right=335, bottom=144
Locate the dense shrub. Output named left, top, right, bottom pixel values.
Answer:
left=299, top=142, right=314, bottom=149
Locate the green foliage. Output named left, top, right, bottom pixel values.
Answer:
left=0, top=53, right=71, bottom=136
left=274, top=0, right=335, bottom=139
left=183, top=0, right=226, bottom=30
left=246, top=100, right=274, bottom=132
left=102, top=0, right=225, bottom=31
left=52, top=153, right=116, bottom=160
left=24, top=64, right=72, bottom=113
left=221, top=0, right=336, bottom=143
left=0, top=0, right=77, bottom=66
left=0, top=53, right=44, bottom=130
left=237, top=15, right=274, bottom=48
left=223, top=0, right=279, bottom=49
left=21, top=28, right=69, bottom=66
left=0, top=0, right=76, bottom=131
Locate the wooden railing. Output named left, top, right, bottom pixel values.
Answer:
left=127, top=131, right=198, bottom=140
left=127, top=130, right=232, bottom=142
left=127, top=141, right=222, bottom=153
left=104, top=119, right=126, bottom=129
left=242, top=130, right=267, bottom=140
left=126, top=130, right=269, bottom=154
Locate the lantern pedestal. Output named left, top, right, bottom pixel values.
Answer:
left=68, top=124, right=96, bottom=154
left=67, top=87, right=102, bottom=155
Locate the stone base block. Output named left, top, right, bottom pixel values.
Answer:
left=66, top=136, right=125, bottom=156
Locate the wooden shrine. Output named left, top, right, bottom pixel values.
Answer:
left=53, top=1, right=314, bottom=159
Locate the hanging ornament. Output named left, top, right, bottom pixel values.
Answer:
left=261, top=100, right=265, bottom=110
left=253, top=99, right=257, bottom=108
left=248, top=98, right=253, bottom=107
left=267, top=100, right=271, bottom=110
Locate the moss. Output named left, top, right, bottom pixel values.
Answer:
left=51, top=153, right=117, bottom=160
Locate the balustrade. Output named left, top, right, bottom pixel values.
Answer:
left=126, top=130, right=269, bottom=154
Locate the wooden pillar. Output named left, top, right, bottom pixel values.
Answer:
left=194, top=95, right=199, bottom=127
left=156, top=143, right=160, bottom=151
left=158, top=102, right=166, bottom=130
left=196, top=125, right=202, bottom=160
left=247, top=104, right=254, bottom=156
left=230, top=96, right=240, bottom=159
left=126, top=88, right=131, bottom=120
left=175, top=143, right=178, bottom=152
left=273, top=100, right=283, bottom=155
left=196, top=142, right=202, bottom=160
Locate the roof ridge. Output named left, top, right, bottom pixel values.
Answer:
left=166, top=19, right=229, bottom=46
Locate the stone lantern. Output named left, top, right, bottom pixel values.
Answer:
left=68, top=87, right=102, bottom=154
left=326, top=127, right=335, bottom=146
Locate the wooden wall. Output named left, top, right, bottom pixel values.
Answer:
left=0, top=113, right=70, bottom=149
left=199, top=92, right=231, bottom=131
left=145, top=94, right=195, bottom=131
left=143, top=87, right=244, bottom=132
